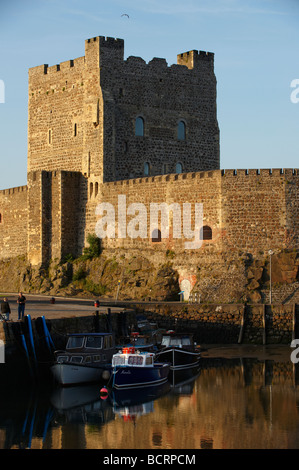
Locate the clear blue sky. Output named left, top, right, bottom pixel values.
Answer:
left=0, top=0, right=298, bottom=190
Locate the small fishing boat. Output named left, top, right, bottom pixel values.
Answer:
left=51, top=333, right=115, bottom=386
left=111, top=347, right=170, bottom=389
left=118, top=331, right=156, bottom=352
left=154, top=331, right=200, bottom=370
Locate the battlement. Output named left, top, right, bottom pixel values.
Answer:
left=0, top=185, right=28, bottom=195
left=102, top=168, right=299, bottom=189
left=221, top=168, right=299, bottom=177
left=177, top=50, right=214, bottom=70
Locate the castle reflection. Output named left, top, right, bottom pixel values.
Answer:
left=1, top=353, right=299, bottom=449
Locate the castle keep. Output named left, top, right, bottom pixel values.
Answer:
left=0, top=35, right=298, bottom=302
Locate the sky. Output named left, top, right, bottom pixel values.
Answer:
left=0, top=0, right=298, bottom=190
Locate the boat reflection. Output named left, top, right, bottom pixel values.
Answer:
left=169, top=365, right=201, bottom=395
left=111, top=380, right=170, bottom=424
left=50, top=384, right=114, bottom=426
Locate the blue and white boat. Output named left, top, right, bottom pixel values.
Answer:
left=111, top=347, right=170, bottom=389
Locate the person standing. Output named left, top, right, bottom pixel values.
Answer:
left=1, top=297, right=11, bottom=321
left=17, top=292, right=26, bottom=320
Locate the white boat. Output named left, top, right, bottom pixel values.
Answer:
left=51, top=333, right=115, bottom=386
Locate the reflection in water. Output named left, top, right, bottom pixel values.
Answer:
left=1, top=352, right=299, bottom=449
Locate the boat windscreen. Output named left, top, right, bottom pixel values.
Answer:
left=67, top=336, right=84, bottom=349
left=86, top=335, right=103, bottom=349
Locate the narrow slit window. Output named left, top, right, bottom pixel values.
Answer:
left=135, top=116, right=144, bottom=137
left=144, top=162, right=150, bottom=177
left=90, top=182, right=93, bottom=198
left=74, top=123, right=77, bottom=137
left=48, top=129, right=52, bottom=144
left=176, top=162, right=183, bottom=174
left=178, top=121, right=186, bottom=141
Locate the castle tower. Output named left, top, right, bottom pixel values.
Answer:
left=27, top=36, right=219, bottom=184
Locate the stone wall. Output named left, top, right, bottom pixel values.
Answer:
left=27, top=35, right=219, bottom=185
left=0, top=186, right=28, bottom=259
left=128, top=302, right=299, bottom=344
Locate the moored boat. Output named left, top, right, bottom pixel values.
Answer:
left=51, top=332, right=115, bottom=386
left=154, top=331, right=200, bottom=370
left=111, top=347, right=170, bottom=389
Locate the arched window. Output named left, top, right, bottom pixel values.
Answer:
left=135, top=116, right=144, bottom=137
left=151, top=229, right=161, bottom=243
left=90, top=182, right=93, bottom=198
left=144, top=162, right=150, bottom=177
left=201, top=225, right=212, bottom=240
left=95, top=182, right=98, bottom=197
left=177, top=120, right=186, bottom=141
left=0, top=213, right=2, bottom=223
left=176, top=162, right=183, bottom=174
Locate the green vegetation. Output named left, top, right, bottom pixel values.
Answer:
left=80, top=234, right=102, bottom=260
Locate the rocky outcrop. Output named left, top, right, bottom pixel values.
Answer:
left=0, top=250, right=298, bottom=304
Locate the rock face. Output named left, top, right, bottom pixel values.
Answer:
left=0, top=250, right=298, bottom=304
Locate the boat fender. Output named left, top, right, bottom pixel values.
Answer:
left=102, top=370, right=110, bottom=380
left=100, top=386, right=108, bottom=400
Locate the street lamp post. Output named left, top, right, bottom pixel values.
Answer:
left=268, top=250, right=274, bottom=304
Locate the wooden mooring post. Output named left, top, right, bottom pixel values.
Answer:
left=262, top=305, right=266, bottom=345
left=238, top=306, right=245, bottom=344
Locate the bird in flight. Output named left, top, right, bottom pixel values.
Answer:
left=121, top=14, right=129, bottom=18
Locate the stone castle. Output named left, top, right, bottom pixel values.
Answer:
left=0, top=35, right=298, bottom=302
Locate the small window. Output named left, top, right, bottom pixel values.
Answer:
left=0, top=214, right=2, bottom=223
left=176, top=162, right=183, bottom=174
left=66, top=336, right=84, bottom=349
left=70, top=356, right=83, bottom=364
left=48, top=129, right=52, bottom=144
left=86, top=336, right=102, bottom=349
left=74, top=123, right=77, bottom=137
left=90, top=182, right=93, bottom=198
left=95, top=182, right=99, bottom=197
left=144, top=162, right=150, bottom=176
left=135, top=116, right=144, bottom=136
left=178, top=121, right=186, bottom=141
left=163, top=163, right=170, bottom=175
left=152, top=229, right=161, bottom=243
left=202, top=225, right=212, bottom=240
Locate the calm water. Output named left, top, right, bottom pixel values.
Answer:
left=1, top=345, right=299, bottom=450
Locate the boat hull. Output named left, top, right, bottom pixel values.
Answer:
left=155, top=348, right=200, bottom=370
left=112, top=363, right=170, bottom=389
left=51, top=362, right=109, bottom=386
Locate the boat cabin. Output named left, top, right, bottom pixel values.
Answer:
left=55, top=333, right=115, bottom=365
left=112, top=347, right=155, bottom=368
left=161, top=333, right=195, bottom=350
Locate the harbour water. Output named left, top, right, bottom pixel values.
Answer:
left=1, top=344, right=299, bottom=450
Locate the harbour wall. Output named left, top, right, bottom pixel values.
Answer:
left=0, top=303, right=298, bottom=367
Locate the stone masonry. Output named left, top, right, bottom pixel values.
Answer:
left=0, top=35, right=298, bottom=303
